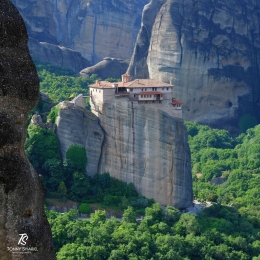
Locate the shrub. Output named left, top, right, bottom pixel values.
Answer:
left=66, top=145, right=87, bottom=172
left=78, top=203, right=91, bottom=214
left=47, top=105, right=60, bottom=123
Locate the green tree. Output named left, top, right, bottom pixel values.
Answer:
left=58, top=181, right=67, bottom=200
left=90, top=210, right=106, bottom=226
left=122, top=206, right=136, bottom=223
left=66, top=144, right=87, bottom=172
left=25, top=124, right=61, bottom=169
left=239, top=114, right=258, bottom=133
left=42, top=158, right=64, bottom=192
left=78, top=203, right=91, bottom=214
left=70, top=172, right=90, bottom=200
left=47, top=105, right=60, bottom=123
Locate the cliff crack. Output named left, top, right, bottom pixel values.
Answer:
left=178, top=3, right=184, bottom=66
left=91, top=14, right=98, bottom=64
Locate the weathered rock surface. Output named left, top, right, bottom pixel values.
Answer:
left=57, top=99, right=192, bottom=208
left=80, top=58, right=129, bottom=79
left=29, top=38, right=90, bottom=73
left=91, top=99, right=193, bottom=208
left=56, top=103, right=104, bottom=176
left=128, top=0, right=260, bottom=127
left=0, top=1, right=55, bottom=259
left=31, top=114, right=56, bottom=131
left=11, top=0, right=149, bottom=64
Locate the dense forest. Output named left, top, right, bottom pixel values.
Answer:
left=27, top=61, right=260, bottom=259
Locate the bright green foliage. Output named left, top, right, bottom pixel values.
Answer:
left=186, top=122, right=260, bottom=205
left=66, top=145, right=87, bottom=172
left=47, top=105, right=60, bottom=123
left=122, top=206, right=136, bottom=223
left=239, top=114, right=258, bottom=133
left=34, top=59, right=100, bottom=103
left=47, top=202, right=260, bottom=260
left=165, top=206, right=181, bottom=225
left=25, top=124, right=61, bottom=169
left=90, top=210, right=106, bottom=226
left=78, top=203, right=91, bottom=214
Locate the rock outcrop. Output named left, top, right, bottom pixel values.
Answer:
left=29, top=38, right=90, bottom=73
left=57, top=98, right=193, bottom=208
left=11, top=0, right=149, bottom=64
left=56, top=102, right=104, bottom=177
left=0, top=1, right=55, bottom=259
left=80, top=58, right=129, bottom=79
left=91, top=99, right=192, bottom=208
left=128, top=0, right=260, bottom=127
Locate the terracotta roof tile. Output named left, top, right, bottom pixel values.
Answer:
left=124, top=79, right=173, bottom=88
left=90, top=79, right=173, bottom=89
left=172, top=100, right=183, bottom=105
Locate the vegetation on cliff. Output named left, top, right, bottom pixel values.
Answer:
left=43, top=122, right=260, bottom=259
left=47, top=202, right=260, bottom=259
left=34, top=59, right=98, bottom=103
left=26, top=60, right=260, bottom=258
left=186, top=121, right=260, bottom=210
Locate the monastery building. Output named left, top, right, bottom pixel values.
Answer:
left=89, top=74, right=182, bottom=118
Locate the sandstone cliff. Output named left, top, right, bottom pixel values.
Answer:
left=80, top=57, right=129, bottom=79
left=0, top=1, right=55, bottom=259
left=56, top=103, right=104, bottom=177
left=11, top=0, right=149, bottom=65
left=29, top=38, right=90, bottom=73
left=57, top=98, right=193, bottom=208
left=128, top=0, right=260, bottom=127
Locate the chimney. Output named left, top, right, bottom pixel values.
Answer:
left=96, top=80, right=100, bottom=85
left=121, top=74, right=130, bottom=83
left=170, top=79, right=172, bottom=85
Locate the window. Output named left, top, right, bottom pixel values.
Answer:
left=155, top=87, right=157, bottom=90
left=145, top=88, right=147, bottom=91
left=162, top=88, right=164, bottom=90
left=142, top=88, right=143, bottom=91
left=167, top=88, right=169, bottom=90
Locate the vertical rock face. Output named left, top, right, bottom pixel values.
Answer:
left=0, top=1, right=55, bottom=259
left=128, top=0, right=260, bottom=127
left=57, top=99, right=193, bottom=208
left=80, top=58, right=129, bottom=79
left=56, top=103, right=104, bottom=176
left=28, top=38, right=90, bottom=73
left=11, top=0, right=149, bottom=65
left=91, top=99, right=193, bottom=208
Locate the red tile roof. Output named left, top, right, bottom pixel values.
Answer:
left=124, top=79, right=173, bottom=88
left=137, top=91, right=163, bottom=95
left=90, top=81, right=124, bottom=89
left=172, top=100, right=183, bottom=105
left=90, top=79, right=173, bottom=89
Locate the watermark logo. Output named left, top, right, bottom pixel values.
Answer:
left=7, top=233, right=38, bottom=254
left=18, top=233, right=29, bottom=246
